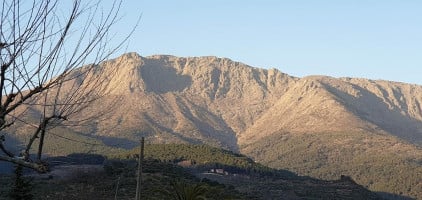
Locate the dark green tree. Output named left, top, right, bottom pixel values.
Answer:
left=9, top=165, right=33, bottom=200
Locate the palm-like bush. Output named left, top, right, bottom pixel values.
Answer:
left=164, top=179, right=209, bottom=200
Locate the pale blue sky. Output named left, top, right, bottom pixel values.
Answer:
left=113, top=0, right=422, bottom=85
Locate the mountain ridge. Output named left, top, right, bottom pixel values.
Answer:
left=6, top=52, right=422, bottom=198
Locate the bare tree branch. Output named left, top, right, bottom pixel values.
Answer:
left=0, top=154, right=48, bottom=173
left=0, top=0, right=138, bottom=173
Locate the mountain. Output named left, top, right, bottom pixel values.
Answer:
left=5, top=52, right=422, bottom=199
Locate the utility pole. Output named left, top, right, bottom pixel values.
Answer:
left=135, top=137, right=144, bottom=200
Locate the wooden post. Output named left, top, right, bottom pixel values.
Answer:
left=135, top=137, right=144, bottom=200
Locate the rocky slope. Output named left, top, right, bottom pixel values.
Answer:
left=7, top=52, right=422, bottom=199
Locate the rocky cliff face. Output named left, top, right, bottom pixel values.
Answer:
left=85, top=53, right=422, bottom=147
left=76, top=53, right=299, bottom=150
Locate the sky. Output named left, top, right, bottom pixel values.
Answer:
left=111, top=0, right=422, bottom=85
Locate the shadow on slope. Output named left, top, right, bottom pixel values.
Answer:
left=95, top=135, right=139, bottom=149
left=141, top=59, right=192, bottom=94
left=322, top=82, right=422, bottom=145
left=45, top=153, right=105, bottom=166
left=140, top=112, right=239, bottom=152
left=172, top=96, right=239, bottom=151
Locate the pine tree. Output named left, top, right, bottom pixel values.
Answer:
left=9, top=165, right=33, bottom=200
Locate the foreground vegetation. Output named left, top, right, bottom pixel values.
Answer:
left=1, top=144, right=383, bottom=199
left=1, top=159, right=243, bottom=200
left=6, top=126, right=418, bottom=199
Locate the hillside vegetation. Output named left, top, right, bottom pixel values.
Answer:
left=242, top=131, right=422, bottom=199
left=1, top=144, right=384, bottom=199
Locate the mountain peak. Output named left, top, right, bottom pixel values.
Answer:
left=66, top=52, right=422, bottom=149
left=119, top=52, right=142, bottom=60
